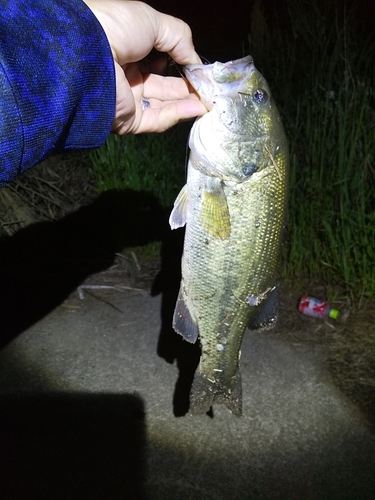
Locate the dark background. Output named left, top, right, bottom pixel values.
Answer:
left=147, top=0, right=374, bottom=62
left=148, top=0, right=258, bottom=61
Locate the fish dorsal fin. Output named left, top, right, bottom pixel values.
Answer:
left=169, top=184, right=188, bottom=229
left=201, top=184, right=231, bottom=239
left=172, top=288, right=199, bottom=343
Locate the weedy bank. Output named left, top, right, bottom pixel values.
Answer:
left=90, top=127, right=188, bottom=209
left=248, top=0, right=375, bottom=299
left=90, top=0, right=375, bottom=301
left=248, top=0, right=375, bottom=419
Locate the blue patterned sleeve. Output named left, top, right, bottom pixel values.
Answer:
left=0, top=0, right=116, bottom=186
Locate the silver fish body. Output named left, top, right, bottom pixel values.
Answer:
left=169, top=56, right=289, bottom=416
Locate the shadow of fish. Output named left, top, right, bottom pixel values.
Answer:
left=169, top=56, right=289, bottom=416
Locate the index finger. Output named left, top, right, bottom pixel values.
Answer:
left=149, top=10, right=202, bottom=65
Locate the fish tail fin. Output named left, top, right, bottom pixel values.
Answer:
left=189, top=372, right=242, bottom=416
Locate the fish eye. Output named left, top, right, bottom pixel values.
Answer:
left=242, top=163, right=258, bottom=176
left=253, top=89, right=268, bottom=104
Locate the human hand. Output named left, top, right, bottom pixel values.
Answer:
left=83, top=0, right=207, bottom=134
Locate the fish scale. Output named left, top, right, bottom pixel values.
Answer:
left=169, top=56, right=289, bottom=416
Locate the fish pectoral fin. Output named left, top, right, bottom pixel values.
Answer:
left=169, top=184, right=188, bottom=229
left=201, top=186, right=231, bottom=240
left=189, top=372, right=242, bottom=416
left=248, top=286, right=278, bottom=331
left=172, top=289, right=199, bottom=343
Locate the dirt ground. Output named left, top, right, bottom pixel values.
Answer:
left=70, top=253, right=375, bottom=423
left=1, top=153, right=374, bottom=423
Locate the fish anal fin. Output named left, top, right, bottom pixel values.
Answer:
left=169, top=184, right=188, bottom=229
left=248, top=286, right=278, bottom=331
left=172, top=290, right=199, bottom=343
left=189, top=371, right=242, bottom=416
left=201, top=187, right=230, bottom=240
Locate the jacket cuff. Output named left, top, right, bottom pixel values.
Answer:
left=0, top=0, right=115, bottom=185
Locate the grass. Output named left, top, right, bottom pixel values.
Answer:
left=248, top=0, right=375, bottom=299
left=286, top=75, right=375, bottom=297
left=89, top=123, right=190, bottom=258
left=90, top=124, right=189, bottom=208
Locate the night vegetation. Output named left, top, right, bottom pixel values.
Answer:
left=249, top=0, right=375, bottom=298
left=90, top=0, right=375, bottom=299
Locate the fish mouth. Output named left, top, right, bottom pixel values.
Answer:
left=184, top=56, right=255, bottom=109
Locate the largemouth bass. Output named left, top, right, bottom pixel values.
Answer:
left=169, top=56, right=289, bottom=416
